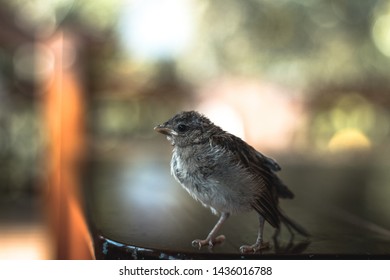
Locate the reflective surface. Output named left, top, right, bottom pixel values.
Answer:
left=85, top=147, right=390, bottom=259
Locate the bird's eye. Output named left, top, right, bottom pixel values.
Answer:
left=177, top=124, right=188, bottom=133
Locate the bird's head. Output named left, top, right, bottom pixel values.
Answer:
left=154, top=111, right=217, bottom=147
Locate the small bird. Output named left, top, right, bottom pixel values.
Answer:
left=154, top=111, right=309, bottom=253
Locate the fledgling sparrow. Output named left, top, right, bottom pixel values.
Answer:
left=154, top=111, right=309, bottom=253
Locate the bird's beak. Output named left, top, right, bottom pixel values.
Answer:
left=154, top=124, right=178, bottom=136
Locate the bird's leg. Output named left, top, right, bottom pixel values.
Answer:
left=240, top=215, right=269, bottom=253
left=192, top=212, right=229, bottom=249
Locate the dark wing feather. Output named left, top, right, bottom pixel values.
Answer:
left=209, top=133, right=282, bottom=228
left=210, top=133, right=275, bottom=177
left=210, top=134, right=294, bottom=199
left=258, top=151, right=281, bottom=172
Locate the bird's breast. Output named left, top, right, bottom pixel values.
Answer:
left=170, top=148, right=255, bottom=214
left=170, top=150, right=204, bottom=191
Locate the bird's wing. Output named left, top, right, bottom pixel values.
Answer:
left=209, top=133, right=281, bottom=227
left=256, top=151, right=281, bottom=172
left=209, top=133, right=277, bottom=177
left=210, top=133, right=294, bottom=198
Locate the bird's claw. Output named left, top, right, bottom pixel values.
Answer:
left=191, top=239, right=208, bottom=249
left=240, top=241, right=269, bottom=253
left=192, top=235, right=225, bottom=249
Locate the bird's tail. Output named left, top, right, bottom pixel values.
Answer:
left=274, top=176, right=294, bottom=199
left=278, top=209, right=310, bottom=237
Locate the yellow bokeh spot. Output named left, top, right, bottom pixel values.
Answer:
left=328, top=128, right=371, bottom=152
left=372, top=14, right=390, bottom=57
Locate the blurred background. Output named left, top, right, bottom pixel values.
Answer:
left=1, top=0, right=390, bottom=259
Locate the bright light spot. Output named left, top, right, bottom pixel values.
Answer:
left=328, top=128, right=371, bottom=152
left=197, top=103, right=245, bottom=139
left=0, top=225, right=53, bottom=260
left=196, top=78, right=303, bottom=151
left=372, top=14, right=390, bottom=57
left=119, top=0, right=195, bottom=60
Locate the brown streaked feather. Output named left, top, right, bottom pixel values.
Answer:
left=210, top=132, right=294, bottom=199
left=210, top=133, right=281, bottom=187
left=209, top=132, right=283, bottom=227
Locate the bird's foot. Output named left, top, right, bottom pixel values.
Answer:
left=240, top=241, right=269, bottom=253
left=192, top=234, right=225, bottom=249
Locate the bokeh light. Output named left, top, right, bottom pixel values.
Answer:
left=119, top=0, right=195, bottom=61
left=13, top=43, right=54, bottom=83
left=372, top=14, right=390, bottom=57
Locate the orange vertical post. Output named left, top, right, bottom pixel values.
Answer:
left=42, top=31, right=93, bottom=259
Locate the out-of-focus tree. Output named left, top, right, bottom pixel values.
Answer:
left=178, top=0, right=388, bottom=89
